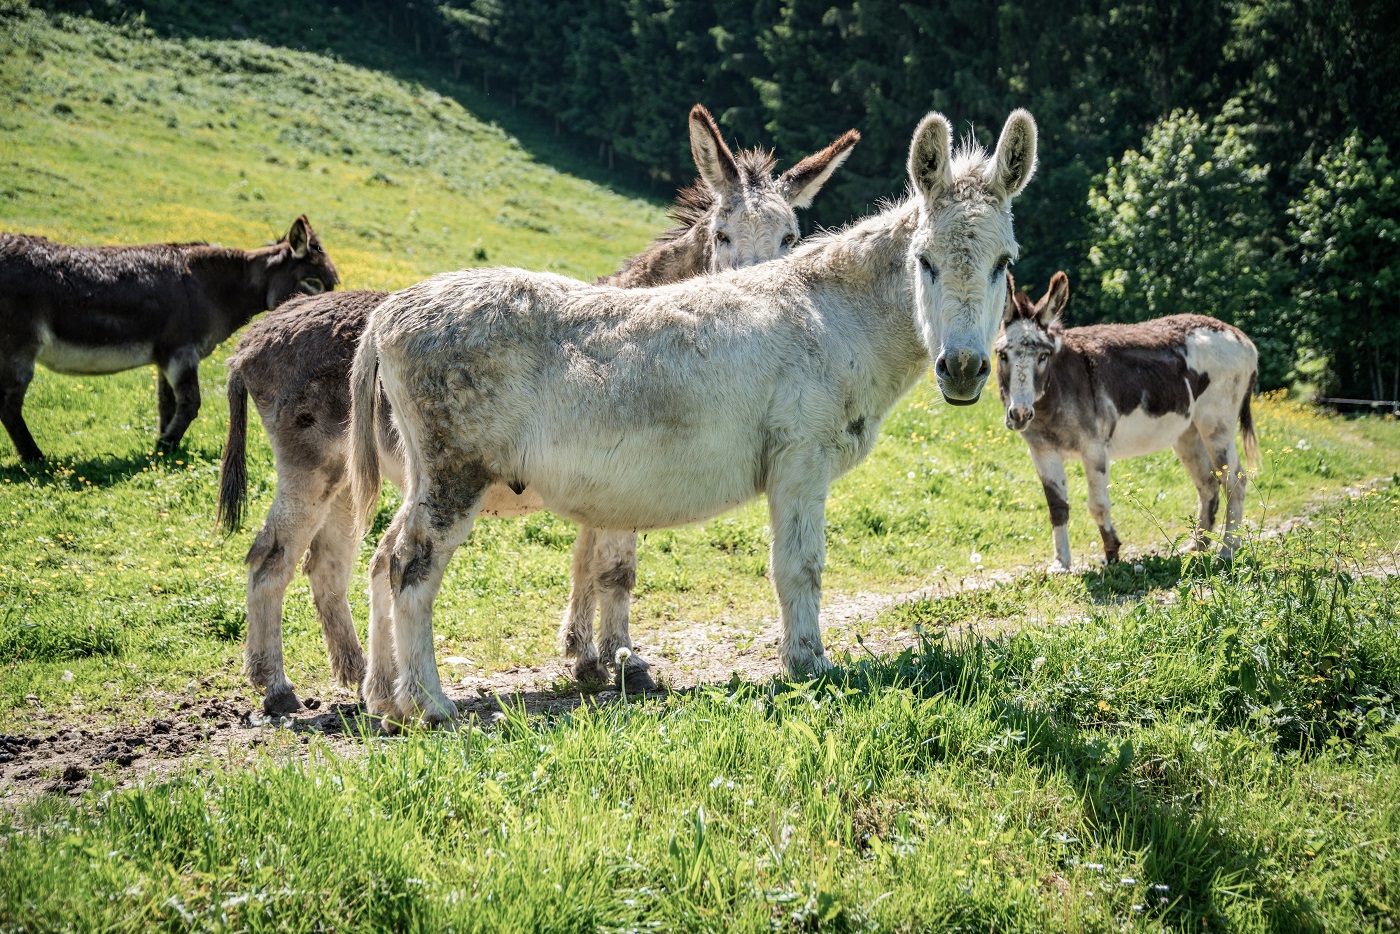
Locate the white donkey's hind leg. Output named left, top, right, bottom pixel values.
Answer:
left=558, top=526, right=608, bottom=685
left=591, top=529, right=654, bottom=692
left=244, top=472, right=335, bottom=715
left=767, top=450, right=834, bottom=677
left=303, top=487, right=366, bottom=692
left=383, top=479, right=485, bottom=729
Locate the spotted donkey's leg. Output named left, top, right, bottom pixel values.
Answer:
left=1202, top=425, right=1247, bottom=561
left=379, top=472, right=486, bottom=729
left=1027, top=444, right=1072, bottom=572
left=558, top=526, right=609, bottom=685
left=591, top=529, right=654, bottom=692
left=302, top=486, right=367, bottom=693
left=767, top=447, right=834, bottom=677
left=244, top=465, right=337, bottom=715
left=1082, top=445, right=1121, bottom=564
left=1172, top=428, right=1222, bottom=553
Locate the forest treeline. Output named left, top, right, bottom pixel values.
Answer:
left=429, top=0, right=1398, bottom=398
left=22, top=0, right=1400, bottom=397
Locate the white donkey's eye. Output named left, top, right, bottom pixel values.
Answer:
left=715, top=231, right=730, bottom=244
left=782, top=233, right=796, bottom=246
left=919, top=256, right=937, bottom=280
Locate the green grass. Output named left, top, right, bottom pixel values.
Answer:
left=2, top=488, right=1398, bottom=931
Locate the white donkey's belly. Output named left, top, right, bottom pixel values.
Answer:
left=520, top=425, right=762, bottom=531
left=1108, top=407, right=1192, bottom=460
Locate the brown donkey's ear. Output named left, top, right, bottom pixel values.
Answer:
left=689, top=104, right=740, bottom=193
left=1037, top=271, right=1069, bottom=327
left=287, top=215, right=312, bottom=258
left=778, top=129, right=861, bottom=209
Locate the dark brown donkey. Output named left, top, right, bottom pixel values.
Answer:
left=996, top=272, right=1259, bottom=572
left=0, top=217, right=338, bottom=461
left=219, top=105, right=860, bottom=714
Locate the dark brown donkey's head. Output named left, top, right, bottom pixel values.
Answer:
left=259, top=215, right=339, bottom=310
left=996, top=271, right=1069, bottom=431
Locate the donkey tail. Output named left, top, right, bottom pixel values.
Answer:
left=349, top=329, right=384, bottom=532
left=1239, top=371, right=1260, bottom=473
left=217, top=370, right=249, bottom=533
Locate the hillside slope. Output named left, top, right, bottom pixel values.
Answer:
left=0, top=2, right=666, bottom=288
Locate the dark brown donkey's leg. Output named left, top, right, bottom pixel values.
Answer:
left=0, top=349, right=44, bottom=462
left=156, top=346, right=202, bottom=450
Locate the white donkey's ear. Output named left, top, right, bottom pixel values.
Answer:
left=908, top=112, right=954, bottom=204
left=779, top=129, right=861, bottom=208
left=1037, top=270, right=1069, bottom=327
left=689, top=104, right=740, bottom=194
left=989, top=109, right=1037, bottom=203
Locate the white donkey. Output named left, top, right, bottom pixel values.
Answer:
left=350, top=110, right=1039, bottom=727
left=221, top=106, right=859, bottom=713
left=996, top=272, right=1260, bottom=571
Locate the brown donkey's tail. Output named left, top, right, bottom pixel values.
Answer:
left=217, top=370, right=249, bottom=533
left=1239, top=371, right=1260, bottom=472
left=349, top=329, right=383, bottom=534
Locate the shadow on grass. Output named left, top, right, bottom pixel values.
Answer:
left=0, top=441, right=223, bottom=489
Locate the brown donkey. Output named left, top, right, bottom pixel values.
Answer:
left=0, top=217, right=337, bottom=461
left=996, top=272, right=1259, bottom=571
left=219, top=105, right=859, bottom=714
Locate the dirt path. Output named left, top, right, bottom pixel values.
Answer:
left=3, top=479, right=1393, bottom=804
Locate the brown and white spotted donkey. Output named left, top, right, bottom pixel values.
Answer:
left=0, top=217, right=336, bottom=461
left=996, top=272, right=1260, bottom=572
left=218, top=105, right=859, bottom=714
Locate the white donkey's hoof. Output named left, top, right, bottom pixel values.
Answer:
left=395, top=687, right=458, bottom=730
left=1045, top=560, right=1071, bottom=575
left=783, top=651, right=836, bottom=679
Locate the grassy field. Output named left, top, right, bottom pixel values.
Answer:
left=2, top=3, right=1400, bottom=930
left=3, top=490, right=1398, bottom=931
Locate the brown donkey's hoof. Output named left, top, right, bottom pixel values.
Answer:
left=263, top=688, right=302, bottom=716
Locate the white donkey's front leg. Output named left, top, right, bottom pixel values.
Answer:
left=766, top=449, right=834, bottom=677
left=1027, top=444, right=1072, bottom=572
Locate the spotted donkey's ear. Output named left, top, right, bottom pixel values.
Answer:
left=1002, top=271, right=1020, bottom=325
left=689, top=104, right=740, bottom=194
left=1037, top=271, right=1069, bottom=328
